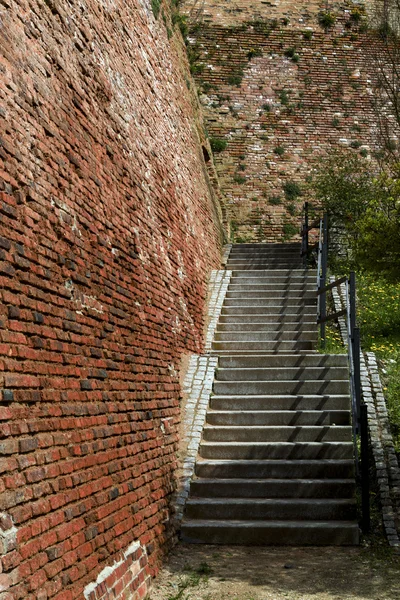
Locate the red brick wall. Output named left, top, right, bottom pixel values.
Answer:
left=0, top=0, right=223, bottom=598
left=183, top=0, right=379, bottom=241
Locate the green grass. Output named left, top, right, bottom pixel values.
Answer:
left=357, top=273, right=400, bottom=450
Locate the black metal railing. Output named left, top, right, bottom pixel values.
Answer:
left=301, top=204, right=370, bottom=533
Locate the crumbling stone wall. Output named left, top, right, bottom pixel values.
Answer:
left=0, top=0, right=223, bottom=598
left=183, top=0, right=380, bottom=241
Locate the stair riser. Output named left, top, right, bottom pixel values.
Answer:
left=227, top=286, right=316, bottom=294
left=219, top=317, right=316, bottom=326
left=199, top=443, right=354, bottom=460
left=221, top=308, right=316, bottom=316
left=180, top=524, right=360, bottom=545
left=215, top=367, right=348, bottom=380
left=231, top=266, right=317, bottom=283
left=185, top=502, right=357, bottom=521
left=224, top=299, right=316, bottom=307
left=210, top=397, right=351, bottom=411
left=212, top=342, right=315, bottom=352
left=226, top=291, right=315, bottom=299
left=218, top=355, right=348, bottom=368
left=217, top=323, right=316, bottom=332
left=203, top=426, right=352, bottom=443
left=213, top=381, right=349, bottom=395
left=214, top=333, right=318, bottom=343
left=191, top=480, right=356, bottom=498
left=195, top=461, right=356, bottom=479
left=206, top=411, right=350, bottom=426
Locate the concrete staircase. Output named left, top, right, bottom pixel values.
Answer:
left=181, top=243, right=359, bottom=545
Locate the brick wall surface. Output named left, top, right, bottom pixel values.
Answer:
left=0, top=0, right=223, bottom=598
left=182, top=0, right=383, bottom=241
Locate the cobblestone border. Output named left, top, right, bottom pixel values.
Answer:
left=172, top=354, right=218, bottom=524
left=205, top=269, right=232, bottom=351
left=332, top=278, right=400, bottom=547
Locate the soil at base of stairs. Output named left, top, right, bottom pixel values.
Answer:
left=148, top=543, right=400, bottom=600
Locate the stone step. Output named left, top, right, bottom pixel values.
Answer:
left=214, top=331, right=318, bottom=343
left=215, top=367, right=348, bottom=381
left=190, top=478, right=356, bottom=498
left=228, top=264, right=306, bottom=270
left=226, top=290, right=315, bottom=298
left=213, top=380, right=348, bottom=395
left=228, top=288, right=316, bottom=295
left=199, top=441, right=353, bottom=460
left=223, top=298, right=317, bottom=307
left=218, top=354, right=348, bottom=368
left=230, top=243, right=302, bottom=249
left=210, top=394, right=351, bottom=411
left=212, top=341, right=315, bottom=352
left=218, top=314, right=316, bottom=324
left=185, top=498, right=357, bottom=521
left=221, top=306, right=316, bottom=316
left=202, top=425, right=352, bottom=443
left=206, top=410, right=350, bottom=426
left=195, top=459, right=356, bottom=479
left=217, top=322, right=316, bottom=332
left=232, top=269, right=316, bottom=278
left=180, top=520, right=360, bottom=545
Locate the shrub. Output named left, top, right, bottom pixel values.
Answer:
left=303, top=30, right=313, bottom=40
left=279, top=89, right=290, bottom=105
left=210, top=137, right=227, bottom=153
left=151, top=0, right=161, bottom=19
left=233, top=174, right=246, bottom=184
left=228, top=71, right=244, bottom=86
left=318, top=11, right=336, bottom=29
left=269, top=195, right=282, bottom=205
left=283, top=180, right=302, bottom=200
left=282, top=222, right=298, bottom=237
left=274, top=146, right=285, bottom=156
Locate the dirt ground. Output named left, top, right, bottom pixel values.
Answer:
left=148, top=543, right=400, bottom=600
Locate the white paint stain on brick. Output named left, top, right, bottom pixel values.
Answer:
left=83, top=540, right=143, bottom=599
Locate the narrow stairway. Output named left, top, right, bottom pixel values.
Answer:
left=181, top=243, right=359, bottom=545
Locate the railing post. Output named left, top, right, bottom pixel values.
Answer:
left=320, top=213, right=328, bottom=347
left=350, top=271, right=356, bottom=338
left=360, top=403, right=370, bottom=533
left=304, top=202, right=309, bottom=267
left=353, top=327, right=361, bottom=427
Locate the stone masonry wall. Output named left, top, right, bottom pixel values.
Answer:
left=183, top=0, right=382, bottom=242
left=0, top=1, right=223, bottom=598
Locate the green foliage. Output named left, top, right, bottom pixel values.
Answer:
left=283, top=180, right=302, bottom=200
left=318, top=11, right=336, bottom=29
left=279, top=89, right=290, bottom=105
left=247, top=47, right=263, bottom=59
left=210, top=137, right=227, bottom=153
left=233, top=174, right=246, bottom=184
left=311, top=151, right=400, bottom=278
left=238, top=163, right=246, bottom=171
left=350, top=7, right=364, bottom=23
left=303, top=29, right=313, bottom=40
left=332, top=117, right=340, bottom=128
left=262, top=103, right=271, bottom=112
left=269, top=195, right=282, bottom=205
left=357, top=274, right=400, bottom=450
left=282, top=222, right=298, bottom=238
left=284, top=47, right=299, bottom=63
left=274, top=145, right=285, bottom=156
left=151, top=0, right=161, bottom=19
left=287, top=202, right=297, bottom=216
left=228, top=71, right=244, bottom=86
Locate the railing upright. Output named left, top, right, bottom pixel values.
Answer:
left=303, top=202, right=309, bottom=267
left=319, top=213, right=328, bottom=346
